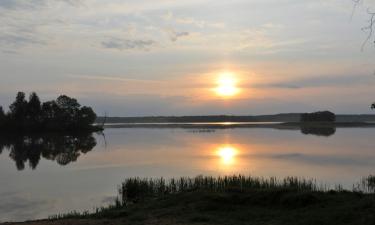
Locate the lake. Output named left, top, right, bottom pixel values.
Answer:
left=0, top=125, right=375, bottom=221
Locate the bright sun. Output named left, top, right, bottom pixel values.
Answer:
left=215, top=72, right=239, bottom=97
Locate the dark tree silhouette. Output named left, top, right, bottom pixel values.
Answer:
left=42, top=100, right=60, bottom=122
left=0, top=92, right=99, bottom=132
left=300, top=111, right=336, bottom=122
left=78, top=106, right=97, bottom=127
left=26, top=92, right=42, bottom=127
left=9, top=92, right=28, bottom=128
left=56, top=95, right=81, bottom=126
left=0, top=106, right=5, bottom=127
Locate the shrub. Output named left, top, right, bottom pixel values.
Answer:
left=300, top=111, right=336, bottom=122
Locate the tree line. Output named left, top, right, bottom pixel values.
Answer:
left=0, top=92, right=98, bottom=132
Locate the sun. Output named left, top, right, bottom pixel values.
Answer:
left=215, top=72, right=239, bottom=97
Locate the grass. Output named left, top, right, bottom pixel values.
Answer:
left=119, top=175, right=324, bottom=204
left=40, top=175, right=375, bottom=225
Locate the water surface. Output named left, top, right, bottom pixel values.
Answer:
left=0, top=126, right=374, bottom=221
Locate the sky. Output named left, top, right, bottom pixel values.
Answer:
left=1, top=0, right=375, bottom=116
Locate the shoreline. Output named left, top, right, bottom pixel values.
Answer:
left=102, top=121, right=375, bottom=129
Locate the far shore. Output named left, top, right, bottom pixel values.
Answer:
left=102, top=121, right=375, bottom=129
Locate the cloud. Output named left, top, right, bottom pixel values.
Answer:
left=101, top=38, right=156, bottom=51
left=69, top=74, right=163, bottom=84
left=0, top=33, right=45, bottom=48
left=0, top=0, right=45, bottom=9
left=161, top=11, right=173, bottom=21
left=0, top=0, right=83, bottom=10
left=165, top=28, right=189, bottom=42
left=57, top=0, right=85, bottom=7
left=161, top=11, right=225, bottom=29
left=175, top=17, right=225, bottom=29
left=1, top=49, right=18, bottom=54
left=0, top=17, right=48, bottom=50
left=0, top=0, right=81, bottom=50
left=253, top=73, right=375, bottom=90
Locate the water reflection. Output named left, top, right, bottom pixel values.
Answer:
left=0, top=133, right=96, bottom=170
left=1, top=127, right=375, bottom=222
left=300, top=126, right=336, bottom=137
left=217, top=145, right=238, bottom=165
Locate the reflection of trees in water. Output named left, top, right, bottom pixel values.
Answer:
left=300, top=126, right=336, bottom=137
left=0, top=133, right=96, bottom=170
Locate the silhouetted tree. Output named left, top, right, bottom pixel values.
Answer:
left=300, top=111, right=336, bottom=122
left=0, top=106, right=5, bottom=127
left=1, top=92, right=99, bottom=131
left=78, top=106, right=97, bottom=127
left=41, top=100, right=59, bottom=122
left=26, top=92, right=42, bottom=127
left=55, top=95, right=81, bottom=128
left=9, top=92, right=28, bottom=128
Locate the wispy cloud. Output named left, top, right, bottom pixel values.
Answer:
left=161, top=11, right=225, bottom=29
left=101, top=38, right=156, bottom=51
left=0, top=0, right=45, bottom=10
left=69, top=74, right=163, bottom=84
left=0, top=0, right=83, bottom=10
left=254, top=73, right=375, bottom=90
left=165, top=28, right=189, bottom=42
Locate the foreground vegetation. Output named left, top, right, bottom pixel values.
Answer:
left=5, top=175, right=375, bottom=225
left=0, top=92, right=101, bottom=132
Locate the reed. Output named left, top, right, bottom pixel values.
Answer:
left=354, top=175, right=375, bottom=193
left=119, top=175, right=323, bottom=204
left=47, top=175, right=375, bottom=221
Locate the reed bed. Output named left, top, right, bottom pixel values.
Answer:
left=48, top=175, right=375, bottom=220
left=354, top=175, right=375, bottom=193
left=119, top=175, right=326, bottom=204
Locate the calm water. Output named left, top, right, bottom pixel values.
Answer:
left=0, top=126, right=375, bottom=221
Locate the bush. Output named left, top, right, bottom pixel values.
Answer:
left=300, top=111, right=335, bottom=122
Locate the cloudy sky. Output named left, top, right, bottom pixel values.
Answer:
left=0, top=0, right=375, bottom=116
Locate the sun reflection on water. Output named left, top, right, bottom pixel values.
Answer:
left=217, top=145, right=238, bottom=165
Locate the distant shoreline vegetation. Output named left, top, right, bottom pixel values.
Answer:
left=300, top=111, right=336, bottom=122
left=0, top=92, right=101, bottom=132
left=96, top=112, right=375, bottom=124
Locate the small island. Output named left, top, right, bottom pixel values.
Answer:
left=0, top=92, right=102, bottom=132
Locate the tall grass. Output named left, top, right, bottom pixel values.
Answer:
left=354, top=175, right=375, bottom=193
left=48, top=175, right=375, bottom=220
left=119, top=175, right=325, bottom=204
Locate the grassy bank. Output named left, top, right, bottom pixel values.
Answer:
left=3, top=175, right=375, bottom=225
